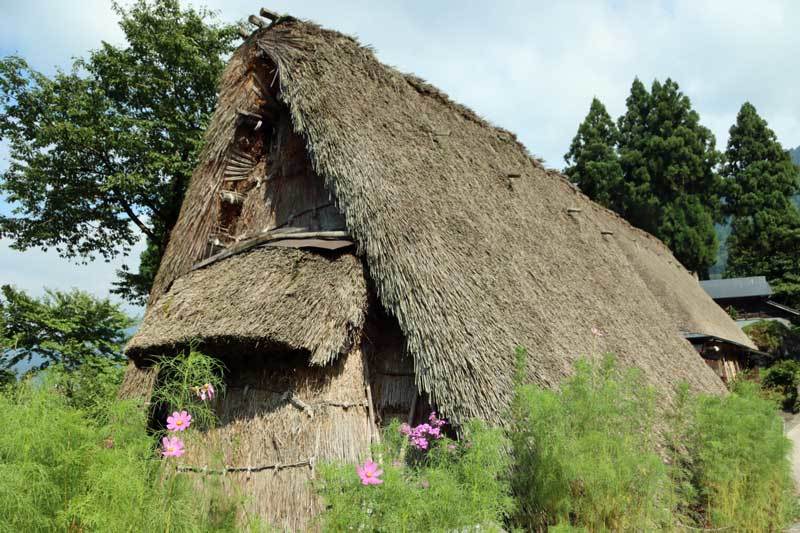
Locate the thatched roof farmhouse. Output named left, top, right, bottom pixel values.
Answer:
left=121, top=12, right=751, bottom=529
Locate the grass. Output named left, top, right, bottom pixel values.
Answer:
left=316, top=420, right=514, bottom=532
left=1, top=351, right=795, bottom=531
left=0, top=354, right=264, bottom=532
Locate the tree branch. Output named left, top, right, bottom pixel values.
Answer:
left=118, top=199, right=157, bottom=242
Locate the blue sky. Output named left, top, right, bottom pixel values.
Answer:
left=1, top=0, right=799, bottom=315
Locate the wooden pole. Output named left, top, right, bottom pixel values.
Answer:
left=248, top=14, right=266, bottom=28
left=260, top=8, right=280, bottom=20
left=363, top=358, right=381, bottom=445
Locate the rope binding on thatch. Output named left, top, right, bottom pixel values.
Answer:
left=175, top=458, right=315, bottom=475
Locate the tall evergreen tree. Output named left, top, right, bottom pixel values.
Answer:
left=723, top=103, right=800, bottom=307
left=564, top=98, right=624, bottom=212
left=723, top=102, right=800, bottom=217
left=615, top=78, right=722, bottom=277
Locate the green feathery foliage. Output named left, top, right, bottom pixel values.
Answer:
left=317, top=420, right=513, bottom=532
left=510, top=353, right=673, bottom=531
left=675, top=380, right=795, bottom=529
left=150, top=348, right=226, bottom=431
left=0, top=370, right=252, bottom=532
left=509, top=353, right=796, bottom=531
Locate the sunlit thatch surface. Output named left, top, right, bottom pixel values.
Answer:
left=128, top=247, right=367, bottom=366
left=135, top=17, right=733, bottom=426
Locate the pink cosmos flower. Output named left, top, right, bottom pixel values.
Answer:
left=166, top=410, right=192, bottom=432
left=161, top=436, right=185, bottom=457
left=356, top=460, right=384, bottom=485
left=196, top=383, right=216, bottom=401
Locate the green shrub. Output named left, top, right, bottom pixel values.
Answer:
left=316, top=420, right=513, bottom=532
left=0, top=359, right=253, bottom=532
left=151, top=348, right=226, bottom=431
left=743, top=319, right=800, bottom=362
left=51, top=356, right=126, bottom=421
left=761, top=359, right=800, bottom=411
left=678, top=380, right=796, bottom=530
left=510, top=353, right=673, bottom=531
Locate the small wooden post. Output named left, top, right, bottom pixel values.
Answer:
left=260, top=8, right=280, bottom=21
left=248, top=14, right=266, bottom=28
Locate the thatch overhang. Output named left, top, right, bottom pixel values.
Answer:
left=127, top=246, right=367, bottom=366
left=131, top=16, right=736, bottom=426
left=599, top=209, right=758, bottom=351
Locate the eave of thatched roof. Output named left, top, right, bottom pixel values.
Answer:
left=140, top=17, right=736, bottom=425
left=127, top=247, right=367, bottom=365
left=608, top=217, right=758, bottom=351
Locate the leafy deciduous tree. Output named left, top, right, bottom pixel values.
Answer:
left=0, top=285, right=133, bottom=372
left=0, top=0, right=236, bottom=304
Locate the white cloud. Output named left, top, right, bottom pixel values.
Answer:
left=0, top=237, right=145, bottom=316
left=1, top=0, right=799, bottom=304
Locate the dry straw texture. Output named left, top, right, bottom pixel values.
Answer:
left=254, top=19, right=728, bottom=422
left=131, top=17, right=738, bottom=425
left=117, top=361, right=158, bottom=401
left=128, top=247, right=367, bottom=366
left=604, top=211, right=757, bottom=349
left=177, top=347, right=370, bottom=532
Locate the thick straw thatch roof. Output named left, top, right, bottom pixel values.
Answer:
left=130, top=17, right=736, bottom=425
left=128, top=247, right=367, bottom=365
left=606, top=215, right=757, bottom=349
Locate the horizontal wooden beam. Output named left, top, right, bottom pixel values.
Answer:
left=193, top=230, right=352, bottom=271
